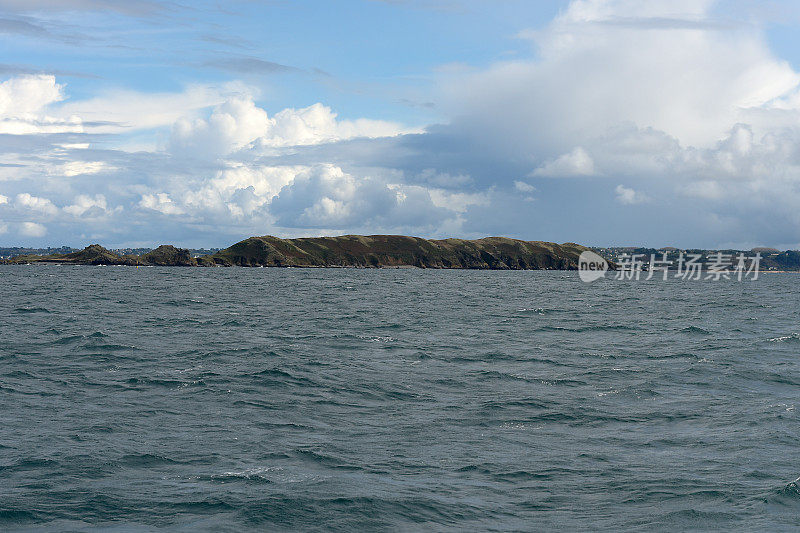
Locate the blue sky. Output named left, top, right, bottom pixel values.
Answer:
left=3, top=0, right=800, bottom=249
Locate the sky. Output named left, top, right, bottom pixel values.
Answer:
left=4, top=0, right=800, bottom=249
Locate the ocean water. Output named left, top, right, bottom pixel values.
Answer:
left=2, top=265, right=800, bottom=531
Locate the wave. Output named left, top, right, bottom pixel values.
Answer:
left=0, top=508, right=40, bottom=523
left=124, top=377, right=203, bottom=389
left=210, top=467, right=276, bottom=484
left=119, top=453, right=180, bottom=467
left=516, top=307, right=557, bottom=315
left=242, top=368, right=318, bottom=388
left=680, top=326, right=711, bottom=335
left=768, top=333, right=800, bottom=343
left=47, top=331, right=110, bottom=346
left=778, top=477, right=800, bottom=498
left=0, top=458, right=60, bottom=474
left=13, top=307, right=49, bottom=314
left=643, top=508, right=740, bottom=527
left=85, top=343, right=136, bottom=352
left=293, top=448, right=361, bottom=471
left=50, top=334, right=85, bottom=345
left=480, top=398, right=550, bottom=410
left=233, top=495, right=485, bottom=528
left=535, top=324, right=636, bottom=333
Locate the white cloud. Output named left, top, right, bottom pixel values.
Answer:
left=443, top=0, right=800, bottom=155
left=15, top=193, right=58, bottom=215
left=0, top=75, right=62, bottom=115
left=19, top=221, right=47, bottom=237
left=171, top=98, right=409, bottom=159
left=0, top=194, right=8, bottom=205
left=170, top=96, right=270, bottom=158
left=428, top=189, right=490, bottom=213
left=0, top=223, right=7, bottom=234
left=182, top=164, right=302, bottom=217
left=57, top=143, right=90, bottom=150
left=0, top=115, right=83, bottom=135
left=533, top=147, right=595, bottom=177
left=270, top=165, right=389, bottom=227
left=0, top=75, right=83, bottom=134
left=259, top=103, right=407, bottom=147
left=514, top=180, right=536, bottom=193
left=269, top=164, right=448, bottom=229
left=55, top=82, right=251, bottom=134
left=615, top=184, right=649, bottom=204
left=513, top=180, right=536, bottom=201
left=0, top=74, right=428, bottom=242
left=138, top=162, right=460, bottom=232
left=139, top=193, right=184, bottom=215
left=418, top=0, right=800, bottom=245
left=63, top=194, right=113, bottom=217
left=58, top=161, right=113, bottom=177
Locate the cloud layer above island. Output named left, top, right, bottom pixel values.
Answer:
left=3, top=0, right=800, bottom=248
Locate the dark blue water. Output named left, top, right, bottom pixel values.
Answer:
left=2, top=266, right=800, bottom=531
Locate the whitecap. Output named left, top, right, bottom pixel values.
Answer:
left=768, top=333, right=800, bottom=343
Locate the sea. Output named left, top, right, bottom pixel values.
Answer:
left=2, top=265, right=800, bottom=531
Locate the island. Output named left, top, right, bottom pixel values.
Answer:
left=1, top=235, right=591, bottom=269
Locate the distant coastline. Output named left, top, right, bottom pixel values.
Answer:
left=1, top=235, right=590, bottom=270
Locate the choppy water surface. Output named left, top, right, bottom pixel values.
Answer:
left=2, top=266, right=800, bottom=531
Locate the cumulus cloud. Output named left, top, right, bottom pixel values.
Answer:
left=427, top=189, right=490, bottom=213
left=445, top=0, right=800, bottom=155
left=57, top=161, right=112, bottom=177
left=0, top=71, right=434, bottom=244
left=131, top=162, right=456, bottom=236
left=0, top=194, right=8, bottom=204
left=406, top=0, right=800, bottom=245
left=614, top=184, right=649, bottom=205
left=268, top=165, right=393, bottom=227
left=182, top=164, right=301, bottom=217
left=257, top=102, right=406, bottom=147
left=532, top=147, right=595, bottom=177
left=170, top=98, right=408, bottom=159
left=0, top=74, right=62, bottom=115
left=139, top=193, right=184, bottom=216
left=19, top=221, right=46, bottom=237
left=0, top=74, right=83, bottom=134
left=54, top=82, right=251, bottom=134
left=63, top=194, right=114, bottom=217
left=269, top=165, right=448, bottom=229
left=513, top=180, right=536, bottom=201
left=15, top=193, right=58, bottom=215
left=170, top=96, right=270, bottom=158
left=514, top=181, right=536, bottom=193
